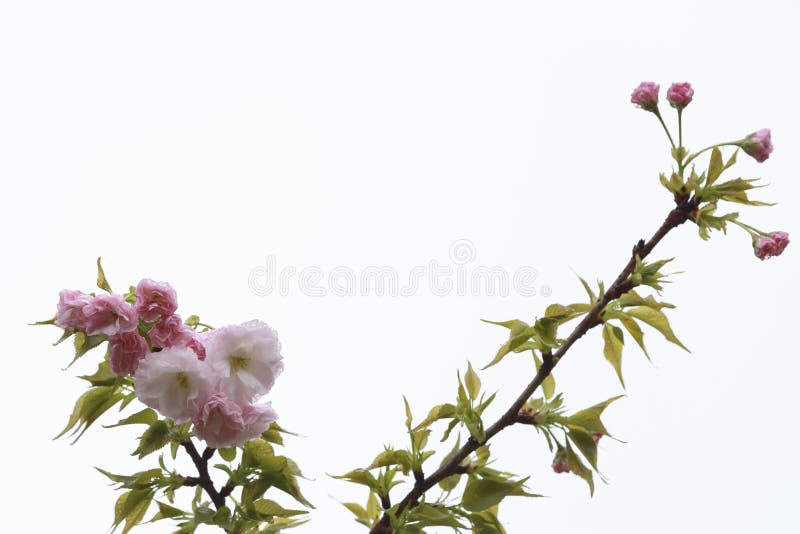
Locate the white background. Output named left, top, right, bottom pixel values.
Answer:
left=1, top=1, right=798, bottom=532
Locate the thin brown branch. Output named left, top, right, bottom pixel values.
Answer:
left=370, top=201, right=695, bottom=532
left=182, top=439, right=225, bottom=509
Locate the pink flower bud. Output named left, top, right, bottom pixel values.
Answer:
left=187, top=336, right=206, bottom=361
left=666, top=82, right=694, bottom=109
left=740, top=129, right=773, bottom=163
left=753, top=231, right=790, bottom=260
left=82, top=293, right=138, bottom=337
left=630, top=81, right=660, bottom=112
left=108, top=332, right=149, bottom=376
left=134, top=279, right=178, bottom=322
left=592, top=432, right=603, bottom=444
left=552, top=457, right=570, bottom=474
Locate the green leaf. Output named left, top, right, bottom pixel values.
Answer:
left=533, top=317, right=560, bottom=348
left=132, top=420, right=170, bottom=459
left=121, top=494, right=152, bottom=534
left=565, top=441, right=594, bottom=495
left=342, top=502, right=372, bottom=527
left=218, top=447, right=237, bottom=462
left=105, top=408, right=158, bottom=429
left=532, top=353, right=555, bottom=399
left=33, top=316, right=57, bottom=326
left=252, top=499, right=307, bottom=518
left=439, top=473, right=462, bottom=492
left=79, top=360, right=120, bottom=387
left=410, top=429, right=430, bottom=456
left=465, top=362, right=481, bottom=400
left=406, top=503, right=466, bottom=528
left=243, top=438, right=276, bottom=468
left=614, top=312, right=649, bottom=360
left=461, top=406, right=486, bottom=443
left=113, top=489, right=153, bottom=531
left=441, top=418, right=459, bottom=443
left=626, top=306, right=688, bottom=351
left=707, top=147, right=724, bottom=186
left=148, top=501, right=185, bottom=522
left=332, top=469, right=380, bottom=494
left=469, top=506, right=507, bottom=534
left=462, top=474, right=532, bottom=512
left=403, top=396, right=413, bottom=430
left=261, top=422, right=296, bottom=446
left=601, top=323, right=625, bottom=387
left=368, top=448, right=412, bottom=473
left=68, top=331, right=107, bottom=367
left=567, top=395, right=623, bottom=437
left=97, top=257, right=112, bottom=293
left=260, top=467, right=313, bottom=509
left=577, top=275, right=597, bottom=303
left=567, top=426, right=599, bottom=471
left=413, top=403, right=456, bottom=431
left=55, top=385, right=122, bottom=442
left=481, top=320, right=537, bottom=369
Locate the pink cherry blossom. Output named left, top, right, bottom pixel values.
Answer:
left=754, top=231, right=790, bottom=260
left=82, top=293, right=138, bottom=337
left=134, top=279, right=178, bottom=322
left=108, top=332, right=149, bottom=376
left=149, top=314, right=194, bottom=349
left=192, top=392, right=277, bottom=448
left=740, top=129, right=773, bottom=163
left=631, top=81, right=660, bottom=112
left=54, top=289, right=93, bottom=331
left=134, top=347, right=217, bottom=423
left=666, top=82, right=694, bottom=109
left=204, top=320, right=284, bottom=404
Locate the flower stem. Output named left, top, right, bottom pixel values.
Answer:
left=730, top=219, right=764, bottom=237
left=682, top=141, right=741, bottom=168
left=654, top=108, right=676, bottom=150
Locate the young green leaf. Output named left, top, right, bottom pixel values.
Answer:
left=567, top=426, right=599, bottom=471
left=567, top=395, right=623, bottom=437
left=602, top=323, right=625, bottom=387
left=132, top=420, right=170, bottom=459
left=625, top=306, right=689, bottom=351
left=105, top=408, right=158, bottom=429
left=706, top=147, right=724, bottom=186
left=565, top=441, right=594, bottom=495
left=97, top=257, right=112, bottom=293
left=461, top=474, right=531, bottom=512
left=465, top=362, right=481, bottom=400
left=532, top=352, right=556, bottom=399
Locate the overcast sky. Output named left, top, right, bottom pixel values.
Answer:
left=1, top=1, right=798, bottom=533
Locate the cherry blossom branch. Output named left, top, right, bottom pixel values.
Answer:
left=182, top=439, right=226, bottom=509
left=370, top=200, right=696, bottom=532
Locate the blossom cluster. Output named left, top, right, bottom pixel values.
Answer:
left=631, top=81, right=774, bottom=163
left=55, top=279, right=282, bottom=448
